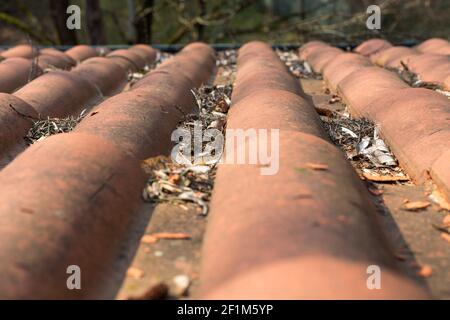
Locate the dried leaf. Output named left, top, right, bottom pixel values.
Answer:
left=25, top=109, right=87, bottom=145
left=341, top=127, right=358, bottom=138
left=142, top=83, right=231, bottom=216
left=168, top=174, right=180, bottom=185
left=173, top=274, right=190, bottom=297
left=441, top=233, right=450, bottom=244
left=303, top=61, right=313, bottom=74
left=373, top=139, right=389, bottom=152
left=362, top=173, right=409, bottom=182
left=141, top=235, right=158, bottom=244
left=277, top=50, right=319, bottom=78
left=151, top=232, right=191, bottom=240
left=429, top=190, right=450, bottom=211
left=315, top=107, right=335, bottom=118
left=432, top=223, right=450, bottom=235
left=304, top=162, right=329, bottom=170
left=187, top=165, right=210, bottom=174
left=403, top=201, right=431, bottom=211
left=416, top=265, right=432, bottom=278
left=127, top=267, right=145, bottom=279
left=394, top=253, right=407, bottom=261
left=322, top=115, right=402, bottom=176
left=435, top=89, right=450, bottom=98
left=374, top=152, right=396, bottom=166
left=443, top=215, right=450, bottom=227
left=356, top=136, right=370, bottom=154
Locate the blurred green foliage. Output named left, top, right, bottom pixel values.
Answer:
left=0, top=0, right=449, bottom=45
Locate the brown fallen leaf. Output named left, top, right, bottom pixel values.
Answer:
left=127, top=282, right=169, bottom=300
left=394, top=253, right=407, bottom=261
left=152, top=232, right=191, bottom=240
left=429, top=190, right=450, bottom=211
left=168, top=174, right=180, bottom=184
left=141, top=235, right=158, bottom=244
left=140, top=155, right=172, bottom=173
left=439, top=202, right=450, bottom=211
left=362, top=173, right=409, bottom=182
left=416, top=265, right=432, bottom=278
left=20, top=208, right=34, bottom=214
left=403, top=201, right=431, bottom=211
left=441, top=233, right=450, bottom=244
left=315, top=107, right=335, bottom=118
left=431, top=223, right=450, bottom=235
left=304, top=162, right=329, bottom=170
left=443, top=215, right=450, bottom=227
left=127, top=267, right=145, bottom=279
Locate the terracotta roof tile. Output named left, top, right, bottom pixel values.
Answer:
left=322, top=52, right=372, bottom=92
left=0, top=57, right=42, bottom=93
left=301, top=39, right=450, bottom=202
left=75, top=43, right=215, bottom=160
left=0, top=132, right=145, bottom=299
left=403, top=53, right=450, bottom=85
left=354, top=38, right=392, bottom=57
left=370, top=46, right=419, bottom=68
left=40, top=48, right=76, bottom=67
left=129, top=44, right=158, bottom=64
left=337, top=66, right=409, bottom=111
left=0, top=44, right=37, bottom=59
left=415, top=38, right=450, bottom=55
left=64, top=45, right=98, bottom=62
left=200, top=41, right=428, bottom=299
left=107, top=49, right=147, bottom=71
left=0, top=93, right=37, bottom=161
left=14, top=70, right=102, bottom=118
left=232, top=41, right=304, bottom=102
left=298, top=40, right=328, bottom=60
left=71, top=57, right=128, bottom=96
left=306, top=46, right=343, bottom=73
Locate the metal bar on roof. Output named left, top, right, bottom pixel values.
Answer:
left=0, top=40, right=420, bottom=52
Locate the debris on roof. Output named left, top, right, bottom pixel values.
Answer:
left=321, top=110, right=408, bottom=181
left=277, top=49, right=320, bottom=79
left=216, top=49, right=237, bottom=83
left=142, top=160, right=214, bottom=216
left=25, top=109, right=87, bottom=145
left=142, top=82, right=233, bottom=216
